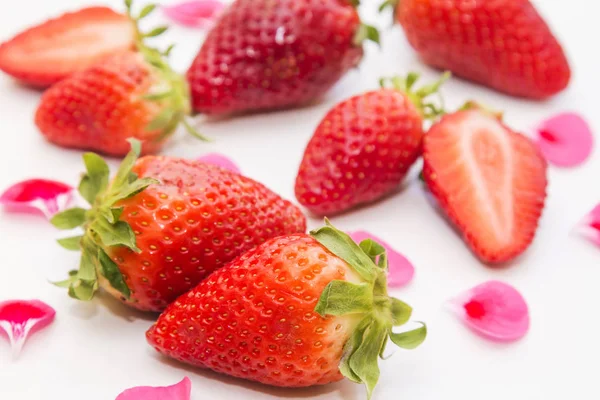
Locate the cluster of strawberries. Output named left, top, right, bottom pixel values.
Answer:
left=0, top=0, right=570, bottom=398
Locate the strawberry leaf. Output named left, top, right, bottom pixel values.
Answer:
left=348, top=321, right=388, bottom=400
left=90, top=218, right=139, bottom=252
left=390, top=298, right=412, bottom=326
left=50, top=208, right=87, bottom=229
left=314, top=281, right=373, bottom=316
left=389, top=323, right=427, bottom=349
left=57, top=236, right=83, bottom=251
left=98, top=248, right=130, bottom=299
left=79, top=152, right=109, bottom=205
left=138, top=3, right=157, bottom=19
left=339, top=318, right=370, bottom=383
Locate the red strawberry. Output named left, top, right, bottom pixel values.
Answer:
left=35, top=2, right=204, bottom=157
left=50, top=140, right=306, bottom=312
left=385, top=0, right=571, bottom=99
left=0, top=7, right=135, bottom=87
left=147, top=221, right=426, bottom=397
left=187, top=0, right=379, bottom=115
left=422, top=106, right=548, bottom=263
left=295, top=73, right=448, bottom=215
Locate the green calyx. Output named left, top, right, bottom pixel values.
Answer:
left=51, top=139, right=158, bottom=301
left=347, top=0, right=381, bottom=47
left=460, top=100, right=504, bottom=121
left=125, top=0, right=209, bottom=142
left=311, top=220, right=426, bottom=400
left=380, top=71, right=451, bottom=120
left=378, top=0, right=400, bottom=15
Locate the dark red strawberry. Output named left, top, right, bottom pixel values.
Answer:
left=295, top=73, right=448, bottom=215
left=187, top=0, right=379, bottom=115
left=50, top=140, right=306, bottom=312
left=384, top=0, right=571, bottom=99
left=0, top=7, right=135, bottom=87
left=422, top=106, right=548, bottom=263
left=147, top=221, right=426, bottom=397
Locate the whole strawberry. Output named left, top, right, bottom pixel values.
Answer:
left=51, top=140, right=306, bottom=312
left=423, top=105, right=548, bottom=263
left=187, top=0, right=379, bottom=115
left=147, top=221, right=426, bottom=398
left=295, top=73, right=447, bottom=215
left=385, top=0, right=570, bottom=99
left=35, top=1, right=205, bottom=157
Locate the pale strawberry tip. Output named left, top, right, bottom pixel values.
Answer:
left=533, top=112, right=593, bottom=167
left=116, top=377, right=192, bottom=400
left=196, top=153, right=241, bottom=173
left=162, top=0, right=225, bottom=28
left=0, top=178, right=74, bottom=219
left=448, top=281, right=530, bottom=342
left=0, top=300, right=56, bottom=359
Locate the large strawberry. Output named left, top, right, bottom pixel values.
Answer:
left=383, top=0, right=571, bottom=99
left=187, top=0, right=379, bottom=115
left=147, top=221, right=426, bottom=397
left=422, top=106, right=548, bottom=263
left=35, top=1, right=204, bottom=157
left=295, top=72, right=448, bottom=215
left=0, top=6, right=135, bottom=87
left=50, top=140, right=306, bottom=312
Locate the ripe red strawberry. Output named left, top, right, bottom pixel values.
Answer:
left=147, top=221, right=426, bottom=397
left=50, top=140, right=306, bottom=312
left=385, top=0, right=571, bottom=99
left=422, top=106, right=548, bottom=263
left=295, top=73, right=447, bottom=215
left=187, top=0, right=379, bottom=115
left=35, top=2, right=203, bottom=157
left=0, top=7, right=135, bottom=87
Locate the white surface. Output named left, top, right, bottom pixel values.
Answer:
left=0, top=0, right=599, bottom=399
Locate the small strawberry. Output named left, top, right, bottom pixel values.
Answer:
left=382, top=0, right=571, bottom=99
left=422, top=105, right=548, bottom=263
left=35, top=1, right=205, bottom=157
left=295, top=72, right=448, bottom=215
left=147, top=220, right=426, bottom=398
left=0, top=7, right=135, bottom=87
left=50, top=140, right=306, bottom=312
left=187, top=0, right=379, bottom=115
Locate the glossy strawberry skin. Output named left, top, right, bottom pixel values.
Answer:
left=187, top=0, right=364, bottom=115
left=35, top=52, right=165, bottom=157
left=105, top=157, right=306, bottom=312
left=397, top=0, right=571, bottom=99
left=295, top=89, right=423, bottom=215
left=146, top=234, right=358, bottom=386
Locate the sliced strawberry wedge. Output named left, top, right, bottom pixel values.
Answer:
left=423, top=109, right=548, bottom=264
left=0, top=7, right=135, bottom=87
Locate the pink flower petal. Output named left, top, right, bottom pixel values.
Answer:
left=0, top=179, right=73, bottom=219
left=534, top=112, right=594, bottom=167
left=197, top=153, right=241, bottom=174
left=116, top=377, right=192, bottom=400
left=0, top=300, right=56, bottom=358
left=349, top=231, right=415, bottom=288
left=163, top=0, right=225, bottom=28
left=448, top=281, right=529, bottom=342
left=575, top=203, right=600, bottom=247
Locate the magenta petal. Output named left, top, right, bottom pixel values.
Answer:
left=575, top=203, right=600, bottom=247
left=349, top=231, right=415, bottom=288
left=0, top=300, right=56, bottom=358
left=116, top=377, right=192, bottom=400
left=0, top=179, right=74, bottom=219
left=197, top=153, right=241, bottom=174
left=163, top=0, right=225, bottom=28
left=534, top=112, right=594, bottom=167
left=448, top=281, right=530, bottom=342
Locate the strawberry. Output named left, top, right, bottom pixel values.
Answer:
left=422, top=106, right=548, bottom=263
left=35, top=1, right=204, bottom=157
left=295, top=73, right=448, bottom=215
left=383, top=0, right=571, bottom=99
left=50, top=140, right=306, bottom=312
left=0, top=7, right=135, bottom=88
left=147, top=220, right=426, bottom=397
left=187, top=0, right=379, bottom=115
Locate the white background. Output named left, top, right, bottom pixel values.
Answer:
left=0, top=0, right=599, bottom=399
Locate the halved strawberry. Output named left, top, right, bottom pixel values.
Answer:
left=0, top=7, right=135, bottom=87
left=423, top=108, right=548, bottom=264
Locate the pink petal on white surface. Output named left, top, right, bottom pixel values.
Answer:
left=533, top=112, right=593, bottom=167
left=197, top=153, right=241, bottom=174
left=116, top=377, right=192, bottom=400
left=163, top=0, right=225, bottom=28
left=575, top=203, right=600, bottom=247
left=0, top=300, right=56, bottom=358
left=448, top=281, right=529, bottom=342
left=349, top=231, right=415, bottom=288
left=0, top=179, right=73, bottom=218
